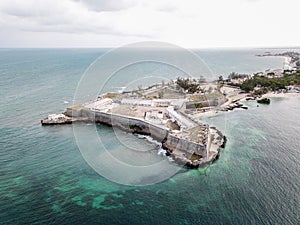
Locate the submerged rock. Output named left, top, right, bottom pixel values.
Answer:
left=257, top=98, right=271, bottom=104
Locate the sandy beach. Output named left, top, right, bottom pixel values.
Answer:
left=192, top=91, right=300, bottom=121
left=263, top=92, right=300, bottom=98
left=191, top=109, right=219, bottom=119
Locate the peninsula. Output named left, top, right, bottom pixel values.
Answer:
left=42, top=51, right=300, bottom=169
left=42, top=78, right=228, bottom=169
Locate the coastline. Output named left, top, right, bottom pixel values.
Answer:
left=264, top=55, right=290, bottom=64
left=40, top=48, right=300, bottom=171
left=42, top=103, right=225, bottom=169
left=258, top=51, right=300, bottom=68
left=193, top=90, right=300, bottom=119
left=263, top=92, right=300, bottom=98
left=2, top=47, right=300, bottom=225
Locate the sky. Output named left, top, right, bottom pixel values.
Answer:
left=0, top=0, right=299, bottom=48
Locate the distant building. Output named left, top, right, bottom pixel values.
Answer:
left=230, top=77, right=248, bottom=84
left=254, top=72, right=264, bottom=77
left=287, top=86, right=300, bottom=93
left=283, top=63, right=293, bottom=71
left=120, top=99, right=152, bottom=107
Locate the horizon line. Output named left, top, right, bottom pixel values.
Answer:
left=1, top=46, right=300, bottom=50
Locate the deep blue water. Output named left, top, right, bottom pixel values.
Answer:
left=0, top=48, right=299, bottom=224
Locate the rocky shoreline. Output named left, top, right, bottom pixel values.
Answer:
left=42, top=105, right=225, bottom=169
left=41, top=77, right=233, bottom=170
left=220, top=101, right=248, bottom=111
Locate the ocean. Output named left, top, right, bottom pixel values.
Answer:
left=0, top=48, right=299, bottom=224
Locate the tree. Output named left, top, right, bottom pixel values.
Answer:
left=176, top=77, right=201, bottom=94
left=158, top=90, right=164, bottom=99
left=218, top=75, right=223, bottom=82
left=239, top=73, right=300, bottom=93
left=228, top=72, right=238, bottom=79
left=228, top=72, right=248, bottom=80
left=199, top=75, right=206, bottom=83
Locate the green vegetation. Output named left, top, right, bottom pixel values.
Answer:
left=254, top=87, right=269, bottom=95
left=239, top=72, right=300, bottom=93
left=218, top=76, right=223, bottom=83
left=129, top=124, right=142, bottom=131
left=176, top=78, right=201, bottom=94
left=228, top=72, right=249, bottom=80
left=158, top=90, right=164, bottom=98
left=194, top=102, right=205, bottom=108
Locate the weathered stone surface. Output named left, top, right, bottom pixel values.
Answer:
left=162, top=134, right=206, bottom=157
left=43, top=106, right=224, bottom=169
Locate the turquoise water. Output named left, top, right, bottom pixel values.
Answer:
left=0, top=48, right=299, bottom=224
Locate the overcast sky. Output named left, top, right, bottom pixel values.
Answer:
left=0, top=0, right=299, bottom=48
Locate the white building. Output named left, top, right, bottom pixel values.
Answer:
left=85, top=98, right=114, bottom=111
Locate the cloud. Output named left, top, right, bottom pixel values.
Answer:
left=0, top=0, right=299, bottom=48
left=73, top=0, right=137, bottom=12
left=0, top=0, right=67, bottom=18
left=0, top=0, right=166, bottom=37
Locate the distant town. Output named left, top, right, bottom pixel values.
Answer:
left=222, top=51, right=300, bottom=94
